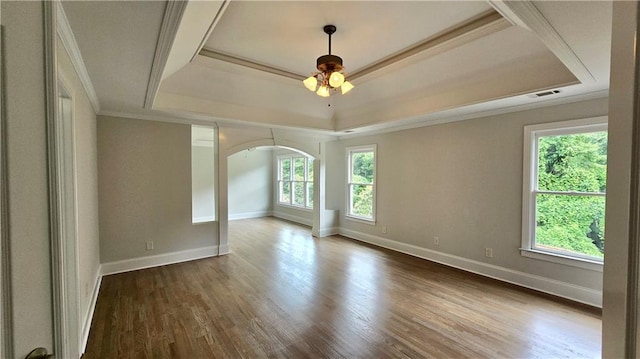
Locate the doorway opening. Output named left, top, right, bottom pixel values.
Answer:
left=227, top=146, right=316, bottom=251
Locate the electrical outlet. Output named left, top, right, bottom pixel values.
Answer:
left=146, top=241, right=154, bottom=251
left=433, top=236, right=440, bottom=245
left=382, top=226, right=387, bottom=234
left=485, top=248, right=493, bottom=258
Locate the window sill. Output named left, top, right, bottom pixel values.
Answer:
left=276, top=203, right=313, bottom=212
left=520, top=248, right=603, bottom=272
left=192, top=216, right=216, bottom=224
left=345, top=215, right=376, bottom=226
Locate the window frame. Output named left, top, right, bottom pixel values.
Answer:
left=277, top=154, right=314, bottom=210
left=521, top=116, right=607, bottom=271
left=346, top=144, right=377, bottom=224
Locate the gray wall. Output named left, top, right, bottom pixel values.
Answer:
left=97, top=116, right=217, bottom=263
left=57, top=31, right=101, bottom=339
left=328, top=98, right=608, bottom=292
left=228, top=149, right=273, bottom=219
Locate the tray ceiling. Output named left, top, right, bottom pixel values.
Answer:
left=61, top=0, right=612, bottom=135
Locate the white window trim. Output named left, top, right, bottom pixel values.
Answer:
left=521, top=116, right=607, bottom=272
left=277, top=155, right=314, bottom=209
left=346, top=144, right=377, bottom=224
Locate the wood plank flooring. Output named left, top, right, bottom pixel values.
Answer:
left=83, top=217, right=601, bottom=358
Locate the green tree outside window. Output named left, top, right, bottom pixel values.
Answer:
left=534, top=131, right=607, bottom=259
left=348, top=148, right=375, bottom=220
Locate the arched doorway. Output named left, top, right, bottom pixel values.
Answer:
left=217, top=139, right=335, bottom=255
left=226, top=145, right=316, bottom=251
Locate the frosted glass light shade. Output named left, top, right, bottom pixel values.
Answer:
left=329, top=71, right=345, bottom=88
left=341, top=81, right=354, bottom=94
left=316, top=85, right=330, bottom=97
left=303, top=76, right=317, bottom=91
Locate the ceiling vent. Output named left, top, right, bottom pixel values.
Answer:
left=529, top=89, right=561, bottom=98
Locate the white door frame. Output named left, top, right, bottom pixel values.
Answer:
left=45, top=1, right=77, bottom=357
left=57, top=76, right=81, bottom=358
left=0, top=2, right=14, bottom=358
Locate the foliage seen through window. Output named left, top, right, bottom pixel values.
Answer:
left=535, top=131, right=607, bottom=259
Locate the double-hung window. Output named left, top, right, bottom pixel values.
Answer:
left=522, top=117, right=607, bottom=269
left=277, top=155, right=314, bottom=208
left=347, top=145, right=376, bottom=222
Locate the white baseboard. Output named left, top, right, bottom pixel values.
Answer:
left=339, top=228, right=602, bottom=308
left=218, top=244, right=230, bottom=255
left=272, top=211, right=312, bottom=226
left=80, top=269, right=102, bottom=354
left=100, top=246, right=219, bottom=276
left=316, top=227, right=339, bottom=238
left=229, top=210, right=272, bottom=220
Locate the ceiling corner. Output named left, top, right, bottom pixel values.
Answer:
left=144, top=0, right=189, bottom=110
left=488, top=0, right=595, bottom=85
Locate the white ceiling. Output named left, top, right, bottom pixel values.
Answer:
left=204, top=1, right=493, bottom=76
left=61, top=1, right=166, bottom=113
left=61, top=0, right=612, bottom=136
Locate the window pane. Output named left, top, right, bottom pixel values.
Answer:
left=307, top=159, right=314, bottom=181
left=350, top=184, right=373, bottom=218
left=280, top=158, right=291, bottom=181
left=537, top=132, right=607, bottom=193
left=294, top=157, right=305, bottom=181
left=535, top=193, right=605, bottom=259
left=307, top=182, right=314, bottom=207
left=351, top=151, right=374, bottom=184
left=293, top=181, right=305, bottom=206
left=279, top=181, right=290, bottom=203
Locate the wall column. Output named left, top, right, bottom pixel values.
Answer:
left=603, top=1, right=640, bottom=356
left=312, top=142, right=326, bottom=237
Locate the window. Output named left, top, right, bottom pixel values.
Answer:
left=277, top=155, right=314, bottom=209
left=347, top=145, right=376, bottom=222
left=522, top=117, right=607, bottom=269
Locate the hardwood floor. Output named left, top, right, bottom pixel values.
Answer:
left=83, top=217, right=601, bottom=358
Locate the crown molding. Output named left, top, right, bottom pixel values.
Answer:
left=337, top=89, right=609, bottom=140
left=98, top=109, right=338, bottom=143
left=190, top=0, right=230, bottom=63
left=488, top=0, right=595, bottom=84
left=56, top=3, right=100, bottom=113
left=144, top=0, right=189, bottom=110
left=488, top=0, right=530, bottom=30
left=350, top=10, right=509, bottom=82
left=98, top=110, right=218, bottom=128
left=199, top=49, right=306, bottom=81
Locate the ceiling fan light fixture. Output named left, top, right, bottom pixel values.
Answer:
left=303, top=24, right=354, bottom=97
left=316, top=85, right=330, bottom=97
left=329, top=71, right=345, bottom=88
left=303, top=76, right=318, bottom=91
left=341, top=81, right=354, bottom=94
